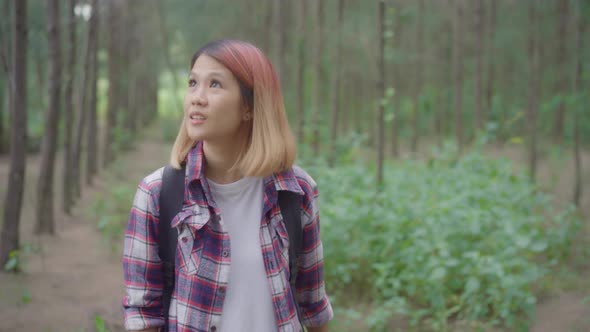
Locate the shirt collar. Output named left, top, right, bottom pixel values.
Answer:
left=186, top=140, right=304, bottom=195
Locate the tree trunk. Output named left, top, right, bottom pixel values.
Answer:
left=486, top=0, right=496, bottom=128
left=275, top=0, right=288, bottom=91
left=0, top=0, right=27, bottom=268
left=329, top=0, right=344, bottom=166
left=411, top=0, right=424, bottom=153
left=104, top=0, right=119, bottom=167
left=526, top=0, right=539, bottom=182
left=62, top=0, right=77, bottom=215
left=377, top=0, right=386, bottom=186
left=35, top=0, right=62, bottom=235
left=391, top=2, right=402, bottom=157
left=86, top=0, right=100, bottom=186
left=73, top=0, right=99, bottom=197
left=0, top=0, right=10, bottom=155
left=311, top=0, right=324, bottom=156
left=264, top=0, right=273, bottom=56
left=475, top=0, right=485, bottom=133
left=552, top=0, right=569, bottom=142
left=573, top=1, right=585, bottom=206
left=452, top=0, right=464, bottom=152
left=295, top=0, right=306, bottom=142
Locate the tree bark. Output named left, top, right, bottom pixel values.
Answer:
left=553, top=0, right=569, bottom=142
left=73, top=0, right=99, bottom=197
left=486, top=0, right=496, bottom=128
left=275, top=0, right=288, bottom=91
left=329, top=0, right=344, bottom=166
left=0, top=0, right=27, bottom=268
left=86, top=0, right=100, bottom=186
left=475, top=0, right=485, bottom=133
left=573, top=1, right=585, bottom=206
left=35, top=0, right=62, bottom=235
left=104, top=0, right=119, bottom=167
left=311, top=0, right=324, bottom=156
left=411, top=0, right=424, bottom=153
left=377, top=1, right=386, bottom=186
left=0, top=0, right=10, bottom=155
left=391, top=1, right=402, bottom=157
left=526, top=0, right=539, bottom=182
left=452, top=0, right=464, bottom=152
left=62, top=0, right=77, bottom=215
left=295, top=0, right=306, bottom=142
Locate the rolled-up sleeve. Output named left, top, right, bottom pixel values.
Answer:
left=296, top=181, right=334, bottom=327
left=122, top=178, right=165, bottom=331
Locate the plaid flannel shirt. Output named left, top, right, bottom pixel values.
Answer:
left=122, top=142, right=333, bottom=332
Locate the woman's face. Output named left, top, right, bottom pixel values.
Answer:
left=184, top=55, right=248, bottom=143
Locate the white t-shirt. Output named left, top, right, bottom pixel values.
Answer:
left=208, top=176, right=278, bottom=332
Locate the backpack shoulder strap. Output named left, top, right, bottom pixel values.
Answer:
left=277, top=190, right=303, bottom=326
left=158, top=164, right=185, bottom=326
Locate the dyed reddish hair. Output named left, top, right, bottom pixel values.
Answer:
left=171, top=40, right=296, bottom=176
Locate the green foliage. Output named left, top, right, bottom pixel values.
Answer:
left=302, top=143, right=579, bottom=330
left=94, top=315, right=110, bottom=332
left=3, top=243, right=42, bottom=273
left=89, top=181, right=135, bottom=253
left=4, top=250, right=20, bottom=272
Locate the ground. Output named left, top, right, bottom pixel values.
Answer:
left=0, top=133, right=588, bottom=332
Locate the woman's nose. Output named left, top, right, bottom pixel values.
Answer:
left=191, top=88, right=207, bottom=106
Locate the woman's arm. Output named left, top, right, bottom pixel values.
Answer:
left=295, top=177, right=334, bottom=329
left=123, top=176, right=166, bottom=331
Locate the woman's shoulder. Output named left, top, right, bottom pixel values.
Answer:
left=137, top=166, right=166, bottom=197
left=291, top=165, right=318, bottom=193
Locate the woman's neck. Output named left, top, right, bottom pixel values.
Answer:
left=203, top=140, right=245, bottom=184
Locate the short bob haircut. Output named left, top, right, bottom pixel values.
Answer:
left=170, top=39, right=296, bottom=177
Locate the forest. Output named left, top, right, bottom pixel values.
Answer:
left=0, top=0, right=589, bottom=331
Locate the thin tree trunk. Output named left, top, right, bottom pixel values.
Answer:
left=377, top=1, right=386, bottom=186
left=156, top=2, right=181, bottom=118
left=104, top=0, right=119, bottom=167
left=35, top=0, right=61, bottom=235
left=0, top=0, right=10, bottom=155
left=452, top=0, right=464, bottom=152
left=264, top=0, right=273, bottom=56
left=486, top=0, right=496, bottom=129
left=86, top=0, right=100, bottom=186
left=391, top=2, right=401, bottom=157
left=573, top=1, right=585, bottom=206
left=295, top=0, right=306, bottom=142
left=275, top=0, right=288, bottom=91
left=311, top=0, right=324, bottom=156
left=553, top=0, right=569, bottom=142
left=526, top=0, right=539, bottom=182
left=411, top=0, right=424, bottom=153
left=62, top=0, right=77, bottom=215
left=73, top=0, right=98, bottom=197
left=475, top=0, right=485, bottom=133
left=329, top=0, right=344, bottom=166
left=0, top=0, right=27, bottom=268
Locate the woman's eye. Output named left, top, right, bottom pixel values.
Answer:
left=210, top=80, right=221, bottom=88
left=188, top=79, right=196, bottom=87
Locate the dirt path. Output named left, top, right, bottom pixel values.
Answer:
left=0, top=136, right=169, bottom=332
left=0, top=135, right=588, bottom=332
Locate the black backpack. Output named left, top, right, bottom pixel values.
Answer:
left=158, top=165, right=303, bottom=330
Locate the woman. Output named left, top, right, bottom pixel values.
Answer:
left=122, top=40, right=333, bottom=332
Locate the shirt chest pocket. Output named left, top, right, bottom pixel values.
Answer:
left=177, top=212, right=209, bottom=275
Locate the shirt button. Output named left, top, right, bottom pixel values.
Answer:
left=222, top=250, right=229, bottom=257
left=219, top=286, right=226, bottom=294
left=181, top=237, right=188, bottom=243
left=210, top=326, right=217, bottom=332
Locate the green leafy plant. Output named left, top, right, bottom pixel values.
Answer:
left=302, top=142, right=579, bottom=331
